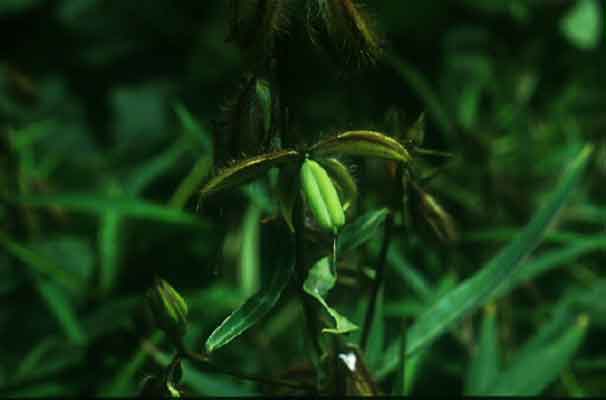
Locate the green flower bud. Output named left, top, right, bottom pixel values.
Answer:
left=146, top=278, right=188, bottom=341
left=300, top=158, right=345, bottom=234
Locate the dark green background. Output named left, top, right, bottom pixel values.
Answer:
left=1, top=0, right=605, bottom=396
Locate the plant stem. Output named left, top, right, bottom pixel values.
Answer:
left=360, top=211, right=394, bottom=351
left=293, top=192, right=322, bottom=360
left=181, top=350, right=313, bottom=391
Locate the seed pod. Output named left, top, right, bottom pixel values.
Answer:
left=300, top=158, right=345, bottom=234
left=199, top=149, right=299, bottom=199
left=411, top=183, right=458, bottom=243
left=146, top=278, right=189, bottom=341
left=310, top=130, right=411, bottom=163
left=317, top=158, right=357, bottom=212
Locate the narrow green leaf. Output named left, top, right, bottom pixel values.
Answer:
left=15, top=194, right=202, bottom=225
left=391, top=319, right=407, bottom=395
left=239, top=204, right=261, bottom=297
left=173, top=102, right=213, bottom=152
left=205, top=262, right=294, bottom=353
left=98, top=211, right=122, bottom=294
left=492, top=236, right=606, bottom=301
left=406, top=145, right=592, bottom=356
left=14, top=338, right=58, bottom=381
left=125, top=137, right=190, bottom=195
left=465, top=304, right=500, bottom=395
left=387, top=247, right=433, bottom=302
left=337, top=208, right=389, bottom=254
left=37, top=279, right=86, bottom=345
left=486, top=315, right=589, bottom=396
left=170, top=154, right=213, bottom=209
left=101, top=332, right=162, bottom=396
left=303, top=257, right=358, bottom=335
left=169, top=103, right=214, bottom=209
left=366, top=286, right=385, bottom=369
left=0, top=232, right=81, bottom=293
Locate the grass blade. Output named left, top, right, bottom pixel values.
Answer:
left=0, top=232, right=81, bottom=293
left=98, top=211, right=122, bottom=294
left=465, top=304, right=500, bottom=395
left=486, top=314, right=589, bottom=395
left=406, top=145, right=592, bottom=356
left=37, top=279, right=86, bottom=345
left=15, top=194, right=203, bottom=225
left=239, top=204, right=261, bottom=297
left=337, top=208, right=389, bottom=254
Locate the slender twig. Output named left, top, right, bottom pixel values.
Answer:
left=293, top=192, right=322, bottom=360
left=360, top=162, right=404, bottom=350
left=360, top=211, right=394, bottom=350
left=180, top=350, right=313, bottom=391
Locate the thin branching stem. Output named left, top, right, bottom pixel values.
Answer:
left=293, top=191, right=322, bottom=361
left=360, top=211, right=394, bottom=350
left=180, top=350, right=313, bottom=391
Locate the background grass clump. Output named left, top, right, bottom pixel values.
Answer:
left=1, top=0, right=606, bottom=396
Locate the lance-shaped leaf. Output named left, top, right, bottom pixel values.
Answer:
left=405, top=145, right=592, bottom=357
left=318, top=158, right=358, bottom=212
left=309, top=131, right=411, bottom=163
left=336, top=208, right=389, bottom=255
left=199, top=149, right=299, bottom=198
left=486, top=314, right=589, bottom=396
left=205, top=262, right=294, bottom=353
left=465, top=304, right=500, bottom=395
left=303, top=257, right=358, bottom=334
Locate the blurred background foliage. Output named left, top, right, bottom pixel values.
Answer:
left=1, top=0, right=606, bottom=396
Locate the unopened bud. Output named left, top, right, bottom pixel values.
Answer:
left=146, top=278, right=188, bottom=341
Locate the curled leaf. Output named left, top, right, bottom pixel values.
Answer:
left=303, top=257, right=358, bottom=334
left=199, top=149, right=299, bottom=198
left=309, top=130, right=411, bottom=163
